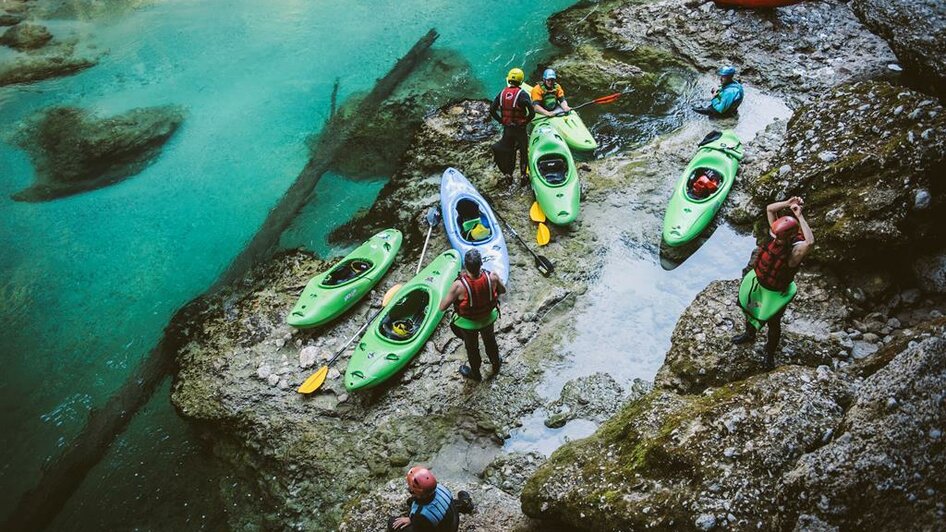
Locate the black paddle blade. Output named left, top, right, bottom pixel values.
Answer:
left=535, top=255, right=555, bottom=277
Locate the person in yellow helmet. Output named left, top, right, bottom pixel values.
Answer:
left=489, top=67, right=535, bottom=185
left=531, top=68, right=571, bottom=118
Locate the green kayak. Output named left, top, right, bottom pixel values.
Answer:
left=523, top=83, right=597, bottom=151
left=529, top=123, right=580, bottom=225
left=662, top=130, right=744, bottom=247
left=344, top=249, right=460, bottom=392
left=738, top=269, right=798, bottom=329
left=287, top=229, right=402, bottom=328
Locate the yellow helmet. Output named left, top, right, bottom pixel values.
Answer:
left=506, top=68, right=524, bottom=84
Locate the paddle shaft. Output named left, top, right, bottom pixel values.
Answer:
left=489, top=201, right=552, bottom=272
left=325, top=306, right=383, bottom=367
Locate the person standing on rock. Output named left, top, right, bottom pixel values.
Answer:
left=531, top=68, right=572, bottom=118
left=390, top=466, right=472, bottom=532
left=693, top=66, right=744, bottom=117
left=732, top=197, right=814, bottom=368
left=489, top=67, right=535, bottom=185
left=439, top=249, right=505, bottom=382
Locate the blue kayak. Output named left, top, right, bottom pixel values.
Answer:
left=439, top=167, right=510, bottom=284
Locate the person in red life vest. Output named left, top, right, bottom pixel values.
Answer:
left=389, top=467, right=473, bottom=532
left=732, top=197, right=815, bottom=368
left=439, top=249, right=506, bottom=381
left=489, top=67, right=535, bottom=185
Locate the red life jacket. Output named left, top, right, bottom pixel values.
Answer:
left=455, top=270, right=497, bottom=320
left=500, top=87, right=528, bottom=126
left=754, top=234, right=802, bottom=291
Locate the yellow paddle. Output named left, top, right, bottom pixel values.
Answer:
left=536, top=222, right=551, bottom=246
left=297, top=283, right=402, bottom=394
left=529, top=201, right=547, bottom=223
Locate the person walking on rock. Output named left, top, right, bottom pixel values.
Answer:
left=531, top=68, right=572, bottom=118
left=732, top=197, right=814, bottom=368
left=439, top=249, right=505, bottom=382
left=489, top=67, right=535, bottom=184
left=389, top=467, right=473, bottom=532
left=693, top=65, right=744, bottom=117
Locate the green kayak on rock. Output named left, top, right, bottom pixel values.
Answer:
left=529, top=123, right=580, bottom=225
left=738, top=269, right=797, bottom=329
left=287, top=229, right=402, bottom=328
left=523, top=83, right=597, bottom=151
left=662, top=130, right=744, bottom=247
left=344, top=249, right=460, bottom=392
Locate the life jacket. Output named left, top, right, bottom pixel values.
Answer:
left=455, top=270, right=498, bottom=320
left=500, top=87, right=528, bottom=126
left=692, top=175, right=719, bottom=198
left=535, top=82, right=563, bottom=111
left=410, top=484, right=454, bottom=528
left=754, top=234, right=803, bottom=291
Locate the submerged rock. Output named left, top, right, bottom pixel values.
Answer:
left=852, top=0, right=946, bottom=95
left=0, top=22, right=52, bottom=50
left=521, top=368, right=851, bottom=530
left=747, top=80, right=946, bottom=267
left=543, top=372, right=631, bottom=429
left=779, top=324, right=946, bottom=529
left=0, top=52, right=96, bottom=86
left=481, top=452, right=546, bottom=496
left=11, top=105, right=185, bottom=202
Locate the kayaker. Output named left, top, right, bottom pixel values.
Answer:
left=531, top=68, right=572, bottom=118
left=389, top=466, right=473, bottom=532
left=489, top=67, right=535, bottom=184
left=693, top=66, right=744, bottom=117
left=732, top=197, right=815, bottom=367
left=439, top=249, right=506, bottom=381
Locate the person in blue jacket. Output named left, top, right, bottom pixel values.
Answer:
left=389, top=467, right=473, bottom=532
left=694, top=66, right=744, bottom=117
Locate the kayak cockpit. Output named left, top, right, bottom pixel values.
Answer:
left=320, top=259, right=374, bottom=287
left=455, top=198, right=493, bottom=243
left=537, top=154, right=568, bottom=185
left=685, top=167, right=724, bottom=202
left=380, top=289, right=430, bottom=342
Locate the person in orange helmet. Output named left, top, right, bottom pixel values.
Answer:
left=389, top=467, right=473, bottom=531
left=732, top=197, right=814, bottom=368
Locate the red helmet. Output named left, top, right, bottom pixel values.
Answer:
left=406, top=467, right=437, bottom=495
left=771, top=216, right=799, bottom=240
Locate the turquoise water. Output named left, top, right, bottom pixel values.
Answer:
left=0, top=0, right=576, bottom=525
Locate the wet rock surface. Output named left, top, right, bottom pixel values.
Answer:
left=747, top=80, right=946, bottom=267
left=0, top=51, right=97, bottom=86
left=10, top=105, right=185, bottom=202
left=543, top=372, right=639, bottom=429
left=852, top=0, right=946, bottom=96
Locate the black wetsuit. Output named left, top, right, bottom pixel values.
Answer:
left=489, top=88, right=535, bottom=180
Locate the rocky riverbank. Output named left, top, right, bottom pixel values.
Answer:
left=170, top=0, right=945, bottom=529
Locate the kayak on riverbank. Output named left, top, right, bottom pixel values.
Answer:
left=440, top=167, right=510, bottom=284
left=344, top=249, right=460, bottom=392
left=287, top=229, right=403, bottom=328
left=529, top=123, right=581, bottom=225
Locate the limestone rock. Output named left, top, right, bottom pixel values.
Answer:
left=852, top=0, right=946, bottom=95
left=0, top=53, right=96, bottom=86
left=521, top=368, right=851, bottom=530
left=913, top=251, right=946, bottom=294
left=779, top=328, right=946, bottom=529
left=11, top=105, right=185, bottom=202
left=656, top=273, right=852, bottom=395
left=0, top=23, right=51, bottom=50
left=747, top=81, right=946, bottom=267
left=481, top=452, right=546, bottom=496
left=543, top=372, right=631, bottom=429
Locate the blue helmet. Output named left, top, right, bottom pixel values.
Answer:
left=718, top=66, right=736, bottom=77
left=543, top=68, right=557, bottom=80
